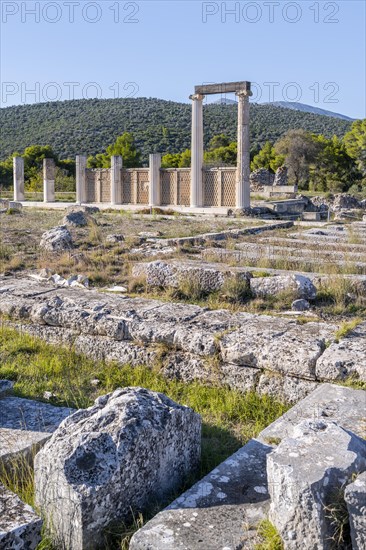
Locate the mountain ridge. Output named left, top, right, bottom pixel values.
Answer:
left=0, top=97, right=354, bottom=162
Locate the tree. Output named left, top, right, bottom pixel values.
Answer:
left=88, top=133, right=142, bottom=168
left=343, top=119, right=366, bottom=177
left=208, top=134, right=230, bottom=150
left=204, top=142, right=237, bottom=166
left=250, top=141, right=284, bottom=172
left=161, top=153, right=181, bottom=168
left=274, top=129, right=320, bottom=187
left=309, top=135, right=359, bottom=192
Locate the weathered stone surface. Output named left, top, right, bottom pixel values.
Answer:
left=259, top=383, right=366, bottom=443
left=66, top=205, right=99, bottom=214
left=345, top=471, right=366, bottom=550
left=35, top=387, right=201, bottom=550
left=132, top=260, right=251, bottom=293
left=0, top=396, right=73, bottom=464
left=0, top=483, right=43, bottom=550
left=257, top=373, right=317, bottom=403
left=39, top=225, right=73, bottom=252
left=273, top=165, right=288, bottom=186
left=219, top=315, right=332, bottom=379
left=316, top=321, right=366, bottom=382
left=131, top=385, right=366, bottom=550
left=106, top=233, right=125, bottom=243
left=267, top=419, right=366, bottom=549
left=250, top=274, right=316, bottom=300
left=62, top=209, right=89, bottom=227
left=0, top=379, right=14, bottom=397
left=291, top=298, right=310, bottom=311
left=130, top=438, right=272, bottom=550
left=250, top=168, right=275, bottom=189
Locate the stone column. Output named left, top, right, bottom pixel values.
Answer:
left=43, top=158, right=55, bottom=203
left=190, top=93, right=205, bottom=208
left=236, top=90, right=252, bottom=209
left=76, top=155, right=87, bottom=203
left=13, top=157, right=25, bottom=202
left=149, top=153, right=162, bottom=207
left=111, top=156, right=123, bottom=205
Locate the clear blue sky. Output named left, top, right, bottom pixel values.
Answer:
left=1, top=0, right=365, bottom=118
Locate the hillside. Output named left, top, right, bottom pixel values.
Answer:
left=0, top=97, right=353, bottom=163
left=267, top=101, right=354, bottom=121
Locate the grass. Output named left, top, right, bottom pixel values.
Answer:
left=255, top=520, right=284, bottom=550
left=0, top=325, right=289, bottom=548
left=334, top=318, right=363, bottom=341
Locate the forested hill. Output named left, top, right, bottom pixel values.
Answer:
left=0, top=97, right=353, bottom=162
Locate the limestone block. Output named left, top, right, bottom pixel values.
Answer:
left=344, top=471, right=366, bottom=550
left=132, top=260, right=251, bottom=294
left=267, top=420, right=366, bottom=549
left=62, top=209, right=89, bottom=227
left=0, top=396, right=74, bottom=464
left=250, top=274, right=317, bottom=300
left=39, top=226, right=73, bottom=252
left=258, top=383, right=366, bottom=443
left=130, top=438, right=272, bottom=550
left=0, top=483, right=43, bottom=550
left=35, top=387, right=201, bottom=550
left=315, top=321, right=366, bottom=382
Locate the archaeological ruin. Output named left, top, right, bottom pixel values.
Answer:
left=1, top=82, right=366, bottom=550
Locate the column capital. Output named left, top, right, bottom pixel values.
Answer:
left=236, top=90, right=253, bottom=99
left=189, top=93, right=205, bottom=101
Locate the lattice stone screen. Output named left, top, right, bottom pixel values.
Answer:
left=136, top=169, right=149, bottom=204
left=159, top=169, right=190, bottom=206
left=203, top=170, right=219, bottom=207
left=85, top=169, right=111, bottom=203
left=221, top=168, right=236, bottom=207
left=120, top=169, right=149, bottom=204
left=177, top=169, right=190, bottom=206
left=161, top=170, right=175, bottom=205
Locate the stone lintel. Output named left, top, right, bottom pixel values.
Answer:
left=195, top=81, right=251, bottom=95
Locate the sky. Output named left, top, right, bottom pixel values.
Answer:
left=1, top=0, right=365, bottom=118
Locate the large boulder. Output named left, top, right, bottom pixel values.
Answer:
left=267, top=420, right=366, bottom=549
left=40, top=226, right=73, bottom=252
left=62, top=210, right=89, bottom=227
left=34, top=387, right=201, bottom=550
left=344, top=471, right=366, bottom=550
left=0, top=483, right=43, bottom=550
left=273, top=166, right=288, bottom=186
left=250, top=168, right=275, bottom=190
left=250, top=274, right=317, bottom=300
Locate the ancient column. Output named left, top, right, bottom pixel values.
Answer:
left=111, top=156, right=122, bottom=205
left=76, top=155, right=87, bottom=204
left=236, top=89, right=252, bottom=209
left=149, top=153, right=161, bottom=207
left=43, top=158, right=55, bottom=203
left=190, top=93, right=204, bottom=208
left=13, top=157, right=24, bottom=202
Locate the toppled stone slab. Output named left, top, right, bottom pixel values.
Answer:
left=0, top=396, right=74, bottom=464
left=132, top=260, right=251, bottom=293
left=250, top=274, right=316, bottom=300
left=345, top=471, right=366, bottom=550
left=130, top=384, right=366, bottom=550
left=35, top=387, right=201, bottom=550
left=267, top=419, right=366, bottom=549
left=130, top=438, right=272, bottom=550
left=0, top=483, right=43, bottom=550
left=39, top=225, right=73, bottom=252
left=315, top=321, right=366, bottom=382
left=0, top=380, right=14, bottom=397
left=259, top=383, right=366, bottom=443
